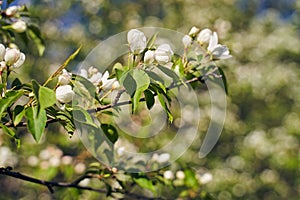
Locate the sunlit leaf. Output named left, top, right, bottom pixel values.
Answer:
left=0, top=90, right=24, bottom=118
left=25, top=106, right=47, bottom=142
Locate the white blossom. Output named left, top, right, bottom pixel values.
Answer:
left=197, top=28, right=212, bottom=44
left=188, top=26, right=200, bottom=37
left=55, top=85, right=75, bottom=103
left=101, top=71, right=118, bottom=90
left=11, top=20, right=27, bottom=33
left=207, top=32, right=232, bottom=60
left=155, top=44, right=174, bottom=64
left=58, top=69, right=72, bottom=85
left=4, top=48, right=26, bottom=68
left=144, top=50, right=155, bottom=64
left=157, top=153, right=170, bottom=163
left=127, top=29, right=146, bottom=54
left=163, top=170, right=174, bottom=180
left=80, top=67, right=120, bottom=91
left=176, top=170, right=185, bottom=179
left=5, top=6, right=20, bottom=16
left=182, top=35, right=192, bottom=47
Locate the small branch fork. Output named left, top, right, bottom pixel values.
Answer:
left=0, top=167, right=166, bottom=200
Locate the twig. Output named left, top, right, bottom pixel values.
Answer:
left=0, top=167, right=106, bottom=194
left=95, top=75, right=205, bottom=112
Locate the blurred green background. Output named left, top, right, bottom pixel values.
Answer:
left=0, top=0, right=299, bottom=199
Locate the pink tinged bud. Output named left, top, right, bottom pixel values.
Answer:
left=55, top=85, right=75, bottom=103
left=188, top=26, right=200, bottom=37
left=0, top=44, right=6, bottom=61
left=155, top=44, right=174, bottom=64
left=182, top=35, right=192, bottom=47
left=58, top=69, right=72, bottom=85
left=127, top=29, right=147, bottom=54
left=197, top=28, right=212, bottom=44
left=144, top=50, right=155, bottom=64
left=11, top=20, right=27, bottom=33
left=5, top=6, right=20, bottom=16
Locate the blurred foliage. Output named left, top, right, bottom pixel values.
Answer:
left=0, top=0, right=300, bottom=199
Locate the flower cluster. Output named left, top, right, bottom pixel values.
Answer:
left=0, top=44, right=26, bottom=70
left=79, top=66, right=120, bottom=92
left=3, top=5, right=27, bottom=33
left=183, top=26, right=232, bottom=60
left=127, top=29, right=174, bottom=64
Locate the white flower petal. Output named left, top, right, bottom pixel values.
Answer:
left=207, top=32, right=218, bottom=52
left=182, top=35, right=192, bottom=47
left=197, top=28, right=212, bottom=44
left=13, top=52, right=25, bottom=68
left=0, top=44, right=6, bottom=61
left=55, top=85, right=75, bottom=103
left=127, top=29, right=146, bottom=54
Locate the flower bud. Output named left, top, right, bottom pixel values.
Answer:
left=144, top=50, right=155, bottom=64
left=11, top=20, right=27, bottom=33
left=155, top=44, right=174, bottom=64
left=182, top=35, right=192, bottom=47
left=4, top=48, right=21, bottom=66
left=127, top=29, right=146, bottom=54
left=163, top=170, right=174, bottom=180
left=58, top=69, right=72, bottom=85
left=0, top=44, right=6, bottom=61
left=5, top=6, right=20, bottom=16
left=55, top=85, right=75, bottom=103
left=188, top=26, right=200, bottom=37
left=197, top=28, right=212, bottom=45
left=176, top=171, right=185, bottom=180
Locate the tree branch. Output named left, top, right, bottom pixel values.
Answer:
left=0, top=167, right=168, bottom=199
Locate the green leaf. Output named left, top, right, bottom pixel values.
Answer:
left=12, top=78, right=22, bottom=90
left=146, top=32, right=158, bottom=49
left=101, top=124, right=118, bottom=144
left=72, top=74, right=97, bottom=98
left=31, top=80, right=40, bottom=101
left=39, top=86, right=56, bottom=109
left=55, top=110, right=75, bottom=135
left=27, top=24, right=45, bottom=56
left=134, top=177, right=156, bottom=194
left=13, top=105, right=25, bottom=126
left=120, top=71, right=136, bottom=97
left=157, top=92, right=173, bottom=123
left=144, top=89, right=155, bottom=110
left=32, top=80, right=56, bottom=110
left=217, top=67, right=228, bottom=95
left=72, top=106, right=98, bottom=128
left=25, top=106, right=47, bottom=142
left=157, top=64, right=181, bottom=83
left=0, top=90, right=24, bottom=118
left=0, top=124, right=20, bottom=148
left=131, top=69, right=150, bottom=112
left=145, top=70, right=164, bottom=84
